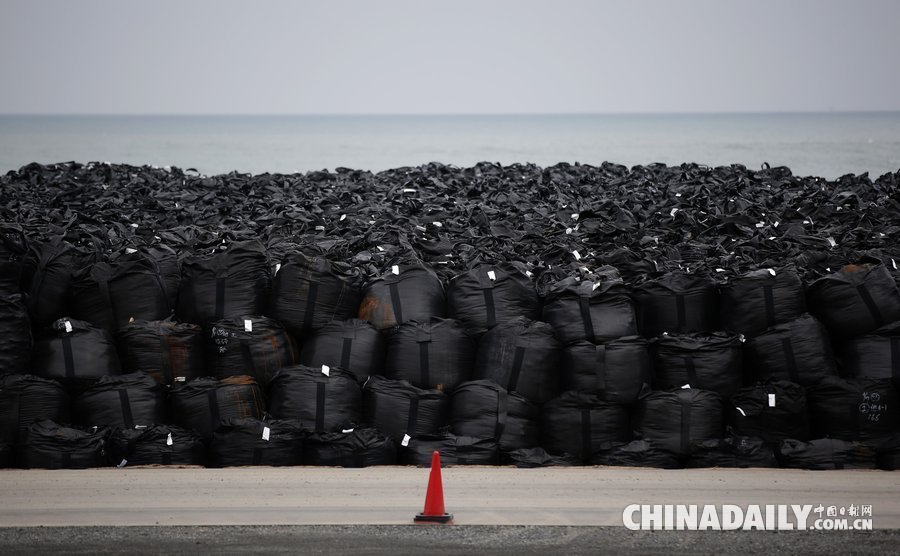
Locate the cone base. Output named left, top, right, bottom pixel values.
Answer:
left=414, top=512, right=454, bottom=524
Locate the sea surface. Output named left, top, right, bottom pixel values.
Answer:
left=1, top=112, right=899, bottom=179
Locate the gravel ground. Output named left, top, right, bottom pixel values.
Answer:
left=0, top=525, right=898, bottom=555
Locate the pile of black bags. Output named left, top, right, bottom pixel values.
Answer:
left=2, top=160, right=900, bottom=469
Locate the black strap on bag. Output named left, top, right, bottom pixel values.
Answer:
left=417, top=326, right=432, bottom=388
left=675, top=294, right=687, bottom=331
left=388, top=282, right=404, bottom=326
left=406, top=397, right=420, bottom=439
left=763, top=285, right=777, bottom=328
left=240, top=339, right=257, bottom=379
left=578, top=296, right=596, bottom=341
left=215, top=277, right=226, bottom=321
left=781, top=338, right=800, bottom=383
left=508, top=346, right=526, bottom=393
left=891, top=337, right=900, bottom=379
left=594, top=344, right=607, bottom=392
left=340, top=337, right=353, bottom=370
left=303, top=281, right=319, bottom=331
left=207, top=388, right=221, bottom=435
left=316, top=381, right=327, bottom=433
left=161, top=452, right=172, bottom=466
left=118, top=389, right=135, bottom=429
left=252, top=446, right=264, bottom=465
left=98, top=275, right=118, bottom=333
left=478, top=270, right=498, bottom=328
left=581, top=408, right=592, bottom=463
left=494, top=388, right=508, bottom=441
left=684, top=355, right=698, bottom=386
left=856, top=284, right=885, bottom=328
left=680, top=394, right=691, bottom=456
left=159, top=334, right=174, bottom=385
left=62, top=335, right=76, bottom=379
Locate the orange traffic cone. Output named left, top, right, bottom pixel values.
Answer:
left=414, top=450, right=453, bottom=523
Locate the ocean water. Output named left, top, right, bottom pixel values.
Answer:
left=1, top=112, right=899, bottom=179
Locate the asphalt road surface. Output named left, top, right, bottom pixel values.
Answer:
left=1, top=466, right=897, bottom=554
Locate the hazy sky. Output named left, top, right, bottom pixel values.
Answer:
left=2, top=0, right=899, bottom=115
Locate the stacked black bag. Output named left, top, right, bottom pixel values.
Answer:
left=0, top=294, right=32, bottom=373
left=358, top=264, right=445, bottom=330
left=447, top=263, right=540, bottom=333
left=266, top=365, right=362, bottom=433
left=170, top=375, right=265, bottom=438
left=205, top=315, right=298, bottom=385
left=118, top=319, right=206, bottom=384
left=450, top=379, right=539, bottom=452
left=32, top=317, right=121, bottom=391
left=109, top=425, right=206, bottom=467
left=74, top=372, right=166, bottom=429
left=383, top=317, right=476, bottom=392
left=208, top=418, right=305, bottom=467
left=299, top=319, right=384, bottom=384
left=303, top=427, right=397, bottom=467
left=362, top=375, right=448, bottom=447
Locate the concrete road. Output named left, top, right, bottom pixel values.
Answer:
left=1, top=466, right=898, bottom=528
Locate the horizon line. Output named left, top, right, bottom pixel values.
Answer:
left=2, top=109, right=900, bottom=118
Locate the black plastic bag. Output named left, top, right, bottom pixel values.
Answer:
left=298, top=319, right=385, bottom=384
left=108, top=424, right=206, bottom=467
left=449, top=379, right=539, bottom=452
left=561, top=337, right=651, bottom=404
left=805, top=377, right=899, bottom=445
left=634, top=271, right=719, bottom=337
left=744, top=313, right=838, bottom=386
left=777, top=438, right=877, bottom=470
left=595, top=439, right=682, bottom=469
left=651, top=332, right=743, bottom=397
left=0, top=225, right=28, bottom=296
left=447, top=263, right=541, bottom=332
left=358, top=264, right=446, bottom=330
left=383, top=317, right=476, bottom=392
left=18, top=420, right=109, bottom=469
left=0, top=374, right=70, bottom=443
left=302, top=427, right=397, bottom=467
left=728, top=380, right=809, bottom=445
left=0, top=294, right=32, bottom=374
left=540, top=390, right=631, bottom=464
left=685, top=436, right=777, bottom=468
left=69, top=251, right=178, bottom=334
left=170, top=375, right=265, bottom=438
left=205, top=315, right=298, bottom=385
left=266, top=365, right=362, bottom=433
left=176, top=240, right=271, bottom=325
left=362, top=374, right=449, bottom=446
left=74, top=372, right=167, bottom=428
left=720, top=267, right=806, bottom=336
left=633, top=388, right=724, bottom=457
left=118, top=319, right=206, bottom=385
left=208, top=418, right=304, bottom=467
left=473, top=316, right=561, bottom=404
left=403, top=432, right=499, bottom=466
left=838, top=320, right=900, bottom=389
left=542, top=276, right=637, bottom=344
left=24, top=237, right=78, bottom=329
left=269, top=251, right=363, bottom=336
left=503, top=446, right=580, bottom=468
left=808, top=261, right=900, bottom=340
left=31, top=317, right=121, bottom=391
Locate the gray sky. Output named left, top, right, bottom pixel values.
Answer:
left=1, top=0, right=899, bottom=115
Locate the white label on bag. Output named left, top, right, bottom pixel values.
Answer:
left=826, top=237, right=837, bottom=248
left=262, top=427, right=270, bottom=441
left=487, top=270, right=496, bottom=281
left=377, top=246, right=385, bottom=252
left=565, top=227, right=573, bottom=235
left=592, top=282, right=600, bottom=291
left=768, top=394, right=776, bottom=407
left=893, top=258, right=898, bottom=270
left=315, top=225, right=325, bottom=231
left=244, top=319, right=253, bottom=332
left=342, top=428, right=355, bottom=434
left=681, top=384, right=691, bottom=389
left=274, top=263, right=282, bottom=275
left=391, top=265, right=400, bottom=275
left=340, top=214, right=346, bottom=221
left=768, top=268, right=776, bottom=276
left=432, top=221, right=442, bottom=227
left=117, top=459, right=128, bottom=468
left=64, top=320, right=73, bottom=333
left=572, top=250, right=582, bottom=261
left=670, top=208, right=679, bottom=217
left=401, top=434, right=411, bottom=447
left=125, top=247, right=137, bottom=254
left=175, top=376, right=186, bottom=383
left=402, top=188, right=416, bottom=194
left=736, top=407, right=746, bottom=417
left=166, top=433, right=173, bottom=446
left=321, top=365, right=330, bottom=376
